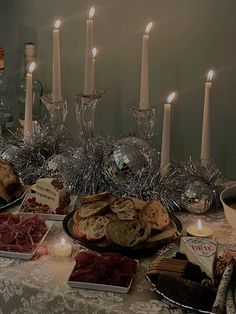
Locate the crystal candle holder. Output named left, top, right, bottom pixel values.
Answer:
left=128, top=103, right=156, bottom=141
left=41, top=94, right=68, bottom=127
left=75, top=91, right=105, bottom=141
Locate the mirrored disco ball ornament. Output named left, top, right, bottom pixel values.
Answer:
left=181, top=180, right=213, bottom=214
left=104, top=137, right=153, bottom=184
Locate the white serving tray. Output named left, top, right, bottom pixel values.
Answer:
left=0, top=220, right=53, bottom=260
left=18, top=193, right=77, bottom=221
left=67, top=277, right=134, bottom=294
left=67, top=259, right=138, bottom=293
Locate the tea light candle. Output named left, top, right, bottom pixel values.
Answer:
left=187, top=219, right=214, bottom=239
left=54, top=237, right=72, bottom=257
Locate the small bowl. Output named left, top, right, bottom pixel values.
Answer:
left=220, top=184, right=236, bottom=230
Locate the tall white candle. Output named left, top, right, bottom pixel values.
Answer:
left=91, top=47, right=97, bottom=92
left=52, top=19, right=62, bottom=103
left=24, top=62, right=36, bottom=139
left=200, top=70, right=214, bottom=165
left=160, top=92, right=176, bottom=173
left=84, top=7, right=95, bottom=95
left=139, top=22, right=152, bottom=110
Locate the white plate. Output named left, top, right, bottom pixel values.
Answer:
left=67, top=259, right=138, bottom=293
left=67, top=278, right=133, bottom=293
left=18, top=193, right=77, bottom=221
left=0, top=220, right=53, bottom=260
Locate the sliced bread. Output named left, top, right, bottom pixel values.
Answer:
left=75, top=216, right=110, bottom=241
left=129, top=197, right=147, bottom=210
left=74, top=200, right=109, bottom=219
left=105, top=219, right=151, bottom=247
left=139, top=200, right=170, bottom=231
left=111, top=198, right=137, bottom=220
left=80, top=192, right=110, bottom=204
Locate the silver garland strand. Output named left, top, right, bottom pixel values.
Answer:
left=53, top=136, right=116, bottom=195
left=175, top=158, right=223, bottom=212
left=52, top=135, right=180, bottom=211
left=0, top=123, right=69, bottom=184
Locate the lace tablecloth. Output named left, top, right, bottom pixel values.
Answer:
left=0, top=208, right=236, bottom=314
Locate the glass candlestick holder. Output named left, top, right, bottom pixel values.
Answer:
left=41, top=94, right=68, bottom=128
left=75, top=91, right=105, bottom=141
left=128, top=103, right=156, bottom=141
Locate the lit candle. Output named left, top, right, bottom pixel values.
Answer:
left=91, top=47, right=97, bottom=92
left=160, top=92, right=177, bottom=173
left=139, top=22, right=152, bottom=110
left=52, top=19, right=62, bottom=103
left=187, top=219, right=214, bottom=239
left=84, top=7, right=95, bottom=95
left=200, top=70, right=214, bottom=165
left=54, top=237, right=72, bottom=257
left=24, top=62, right=36, bottom=139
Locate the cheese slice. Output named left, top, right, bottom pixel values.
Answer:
left=36, top=178, right=68, bottom=210
left=180, top=237, right=217, bottom=281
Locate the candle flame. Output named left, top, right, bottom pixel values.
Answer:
left=28, top=62, right=36, bottom=74
left=92, top=47, right=97, bottom=58
left=145, top=22, right=153, bottom=35
left=54, top=19, right=61, bottom=29
left=60, top=237, right=65, bottom=246
left=207, top=70, right=214, bottom=82
left=89, top=7, right=95, bottom=19
left=167, top=92, right=176, bottom=104
left=197, top=219, right=202, bottom=232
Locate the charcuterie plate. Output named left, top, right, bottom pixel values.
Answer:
left=0, top=219, right=53, bottom=260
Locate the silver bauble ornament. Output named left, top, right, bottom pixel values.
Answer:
left=181, top=180, right=213, bottom=213
left=104, top=137, right=153, bottom=184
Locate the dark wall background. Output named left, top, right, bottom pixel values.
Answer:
left=1, top=0, right=236, bottom=178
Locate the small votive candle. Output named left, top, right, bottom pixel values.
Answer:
left=186, top=219, right=214, bottom=239
left=54, top=237, right=72, bottom=257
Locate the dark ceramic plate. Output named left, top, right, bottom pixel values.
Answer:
left=147, top=276, right=217, bottom=314
left=0, top=189, right=26, bottom=211
left=63, top=211, right=182, bottom=257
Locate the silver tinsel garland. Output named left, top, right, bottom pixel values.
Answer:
left=0, top=124, right=69, bottom=184
left=175, top=158, right=223, bottom=209
left=52, top=136, right=181, bottom=211
left=53, top=136, right=115, bottom=195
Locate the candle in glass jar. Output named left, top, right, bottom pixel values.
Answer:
left=187, top=219, right=214, bottom=239
left=54, top=237, right=72, bottom=257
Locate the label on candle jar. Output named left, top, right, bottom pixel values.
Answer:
left=180, top=237, right=217, bottom=280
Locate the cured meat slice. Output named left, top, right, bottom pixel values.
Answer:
left=0, top=213, right=47, bottom=253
